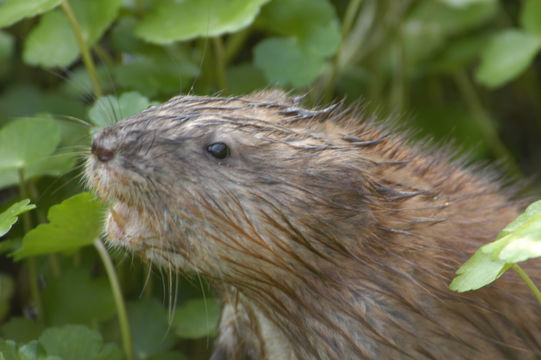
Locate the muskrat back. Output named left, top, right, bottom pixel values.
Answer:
left=86, top=90, right=541, bottom=359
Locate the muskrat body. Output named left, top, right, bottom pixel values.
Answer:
left=87, top=91, right=540, bottom=359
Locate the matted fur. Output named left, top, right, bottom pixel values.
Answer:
left=86, top=90, right=540, bottom=359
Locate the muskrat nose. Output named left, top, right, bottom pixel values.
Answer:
left=91, top=139, right=115, bottom=162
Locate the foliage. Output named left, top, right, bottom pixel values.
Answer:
left=0, top=0, right=540, bottom=359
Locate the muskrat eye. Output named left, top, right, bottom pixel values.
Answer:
left=207, top=142, right=230, bottom=159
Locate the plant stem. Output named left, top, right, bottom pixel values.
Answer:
left=512, top=264, right=541, bottom=305
left=453, top=70, right=521, bottom=176
left=213, top=37, right=227, bottom=90
left=323, top=0, right=363, bottom=102
left=94, top=239, right=133, bottom=360
left=61, top=0, right=102, bottom=99
left=224, top=28, right=250, bottom=65
left=18, top=169, right=43, bottom=321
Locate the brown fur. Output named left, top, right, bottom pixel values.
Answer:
left=86, top=91, right=540, bottom=359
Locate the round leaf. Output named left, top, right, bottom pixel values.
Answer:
left=520, top=0, right=541, bottom=36
left=173, top=298, right=220, bottom=339
left=0, top=116, right=60, bottom=170
left=12, top=192, right=107, bottom=260
left=23, top=0, right=123, bottom=68
left=0, top=0, right=62, bottom=29
left=254, top=37, right=325, bottom=87
left=135, top=0, right=270, bottom=44
left=89, top=92, right=158, bottom=130
left=475, top=30, right=541, bottom=88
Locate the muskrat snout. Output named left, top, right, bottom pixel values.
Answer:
left=91, top=133, right=116, bottom=163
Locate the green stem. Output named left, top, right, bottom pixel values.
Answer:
left=323, top=0, right=363, bottom=102
left=224, top=28, right=250, bottom=65
left=512, top=264, right=541, bottom=305
left=453, top=70, right=521, bottom=176
left=61, top=0, right=102, bottom=98
left=213, top=37, right=227, bottom=90
left=94, top=239, right=133, bottom=360
left=18, top=169, right=43, bottom=321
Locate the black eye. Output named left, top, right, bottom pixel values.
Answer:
left=207, top=142, right=230, bottom=159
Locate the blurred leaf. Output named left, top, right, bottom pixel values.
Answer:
left=0, top=116, right=59, bottom=170
left=113, top=56, right=199, bottom=98
left=450, top=200, right=541, bottom=291
left=135, top=0, right=270, bottom=44
left=42, top=268, right=116, bottom=326
left=23, top=0, right=123, bottom=68
left=145, top=351, right=187, bottom=360
left=520, top=0, right=541, bottom=36
left=226, top=64, right=267, bottom=94
left=0, top=338, right=19, bottom=360
left=173, top=298, right=220, bottom=339
left=0, top=0, right=62, bottom=29
left=12, top=192, right=106, bottom=260
left=88, top=92, right=158, bottom=130
left=0, top=199, right=35, bottom=237
left=0, top=85, right=86, bottom=121
left=254, top=0, right=340, bottom=86
left=430, top=32, right=491, bottom=72
left=127, top=299, right=176, bottom=359
left=39, top=325, right=121, bottom=360
left=475, top=30, right=541, bottom=88
left=437, top=0, right=495, bottom=8
left=1, top=317, right=46, bottom=343
left=404, top=1, right=497, bottom=65
left=254, top=37, right=325, bottom=87
left=0, top=114, right=76, bottom=190
left=0, top=31, right=14, bottom=63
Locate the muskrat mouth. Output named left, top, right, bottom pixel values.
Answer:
left=105, top=202, right=143, bottom=247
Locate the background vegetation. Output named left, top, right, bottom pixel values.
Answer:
left=0, top=0, right=540, bottom=359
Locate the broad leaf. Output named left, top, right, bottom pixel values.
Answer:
left=520, top=0, right=541, bottom=36
left=475, top=30, right=541, bottom=88
left=135, top=0, right=270, bottom=44
left=23, top=0, right=123, bottom=68
left=12, top=192, right=106, bottom=260
left=173, top=298, right=220, bottom=339
left=0, top=0, right=62, bottom=29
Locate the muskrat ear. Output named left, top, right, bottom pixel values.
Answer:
left=244, top=89, right=301, bottom=106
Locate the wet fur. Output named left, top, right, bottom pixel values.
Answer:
left=87, top=91, right=541, bottom=359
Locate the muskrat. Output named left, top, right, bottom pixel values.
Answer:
left=86, top=90, right=540, bottom=359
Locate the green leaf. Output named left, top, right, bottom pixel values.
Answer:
left=450, top=200, right=541, bottom=292
left=482, top=200, right=541, bottom=263
left=39, top=325, right=120, bottom=360
left=135, top=0, right=270, bottom=44
left=23, top=0, right=123, bottom=68
left=254, top=37, right=325, bottom=87
left=1, top=318, right=46, bottom=343
left=437, top=0, right=495, bottom=8
left=0, top=200, right=35, bottom=237
left=0, top=0, right=62, bottom=29
left=113, top=56, right=200, bottom=98
left=449, top=249, right=510, bottom=292
left=12, top=192, right=107, bottom=260
left=475, top=30, right=541, bottom=88
left=127, top=299, right=176, bottom=359
left=226, top=64, right=267, bottom=94
left=42, top=268, right=116, bottom=326
left=0, top=31, right=14, bottom=63
left=173, top=298, right=220, bottom=339
left=88, top=92, right=158, bottom=130
left=0, top=116, right=59, bottom=170
left=254, top=0, right=340, bottom=86
left=0, top=338, right=18, bottom=360
left=521, top=0, right=541, bottom=36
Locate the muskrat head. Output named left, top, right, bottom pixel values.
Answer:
left=86, top=91, right=383, bottom=277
